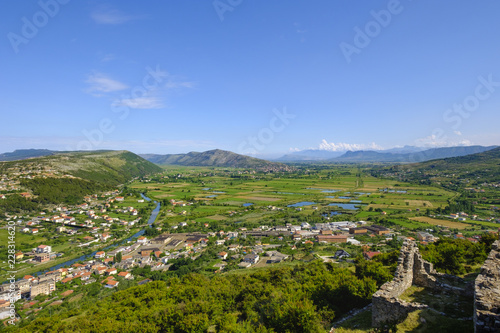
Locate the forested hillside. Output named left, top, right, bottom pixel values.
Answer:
left=10, top=262, right=378, bottom=333
left=0, top=150, right=161, bottom=210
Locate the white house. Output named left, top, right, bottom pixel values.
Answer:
left=36, top=245, right=51, bottom=253
left=243, top=253, right=259, bottom=264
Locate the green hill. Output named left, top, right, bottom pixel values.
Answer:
left=0, top=150, right=162, bottom=186
left=373, top=147, right=500, bottom=187
left=141, top=149, right=287, bottom=170
left=0, top=150, right=162, bottom=207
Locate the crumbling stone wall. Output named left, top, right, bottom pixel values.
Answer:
left=372, top=240, right=427, bottom=327
left=372, top=239, right=471, bottom=327
left=474, top=240, right=500, bottom=333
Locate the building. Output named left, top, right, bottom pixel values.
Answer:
left=151, top=235, right=171, bottom=245
left=365, top=225, right=390, bottom=235
left=363, top=251, right=382, bottom=260
left=105, top=280, right=119, bottom=288
left=243, top=253, right=259, bottom=264
left=34, top=253, right=50, bottom=263
left=95, top=251, right=106, bottom=259
left=30, top=280, right=56, bottom=299
left=417, top=231, right=435, bottom=242
left=117, top=271, right=132, bottom=279
left=334, top=250, right=351, bottom=259
left=316, top=235, right=348, bottom=243
left=36, top=245, right=52, bottom=253
left=218, top=251, right=228, bottom=260
left=349, top=227, right=368, bottom=234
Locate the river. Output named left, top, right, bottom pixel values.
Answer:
left=31, top=193, right=160, bottom=276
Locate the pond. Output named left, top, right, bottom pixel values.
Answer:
left=306, top=188, right=340, bottom=193
left=287, top=201, right=316, bottom=207
left=212, top=191, right=226, bottom=194
left=328, top=202, right=363, bottom=210
left=275, top=192, right=305, bottom=195
left=242, top=203, right=254, bottom=207
left=206, top=195, right=217, bottom=198
left=322, top=211, right=343, bottom=217
left=380, top=189, right=407, bottom=194
left=338, top=196, right=352, bottom=199
left=350, top=200, right=362, bottom=203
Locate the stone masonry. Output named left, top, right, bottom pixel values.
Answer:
left=474, top=240, right=500, bottom=333
left=372, top=239, right=471, bottom=327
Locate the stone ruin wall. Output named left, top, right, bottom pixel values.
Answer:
left=474, top=240, right=500, bottom=333
left=372, top=240, right=428, bottom=327
left=372, top=239, right=471, bottom=328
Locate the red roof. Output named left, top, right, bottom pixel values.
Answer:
left=364, top=251, right=382, bottom=259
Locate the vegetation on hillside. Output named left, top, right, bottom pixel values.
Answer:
left=10, top=262, right=379, bottom=333
left=141, top=149, right=288, bottom=169
left=20, top=177, right=109, bottom=205
left=420, top=235, right=496, bottom=275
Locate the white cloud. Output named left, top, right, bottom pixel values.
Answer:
left=85, top=69, right=194, bottom=109
left=454, top=131, right=462, bottom=136
left=114, top=95, right=164, bottom=109
left=91, top=8, right=138, bottom=25
left=165, top=81, right=195, bottom=89
left=85, top=72, right=128, bottom=95
left=414, top=134, right=473, bottom=147
left=318, top=139, right=382, bottom=151
left=100, top=54, right=115, bottom=62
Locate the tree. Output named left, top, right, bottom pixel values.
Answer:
left=115, top=252, right=122, bottom=263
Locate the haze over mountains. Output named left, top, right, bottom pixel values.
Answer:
left=0, top=145, right=498, bottom=167
left=277, top=145, right=498, bottom=163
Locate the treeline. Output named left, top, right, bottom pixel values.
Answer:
left=420, top=235, right=497, bottom=275
left=0, top=194, right=40, bottom=214
left=13, top=262, right=378, bottom=332
left=20, top=177, right=110, bottom=205
left=437, top=198, right=475, bottom=215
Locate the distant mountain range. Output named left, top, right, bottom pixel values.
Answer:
left=277, top=145, right=498, bottom=163
left=0, top=149, right=57, bottom=161
left=140, top=149, right=288, bottom=170
left=2, top=145, right=498, bottom=167
left=277, top=150, right=346, bottom=161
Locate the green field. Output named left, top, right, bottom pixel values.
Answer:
left=127, top=166, right=464, bottom=231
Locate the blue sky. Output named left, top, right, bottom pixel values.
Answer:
left=1, top=0, right=500, bottom=157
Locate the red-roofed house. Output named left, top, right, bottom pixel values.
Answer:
left=363, top=251, right=382, bottom=260
left=95, top=251, right=105, bottom=259
left=117, top=271, right=132, bottom=279
left=61, top=277, right=73, bottom=284
left=105, top=280, right=119, bottom=288
left=36, top=245, right=52, bottom=253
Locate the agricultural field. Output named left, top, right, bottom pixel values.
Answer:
left=129, top=165, right=463, bottom=233
left=410, top=216, right=468, bottom=230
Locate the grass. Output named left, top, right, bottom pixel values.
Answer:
left=399, top=285, right=472, bottom=318
left=335, top=308, right=474, bottom=333
left=410, top=216, right=468, bottom=229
